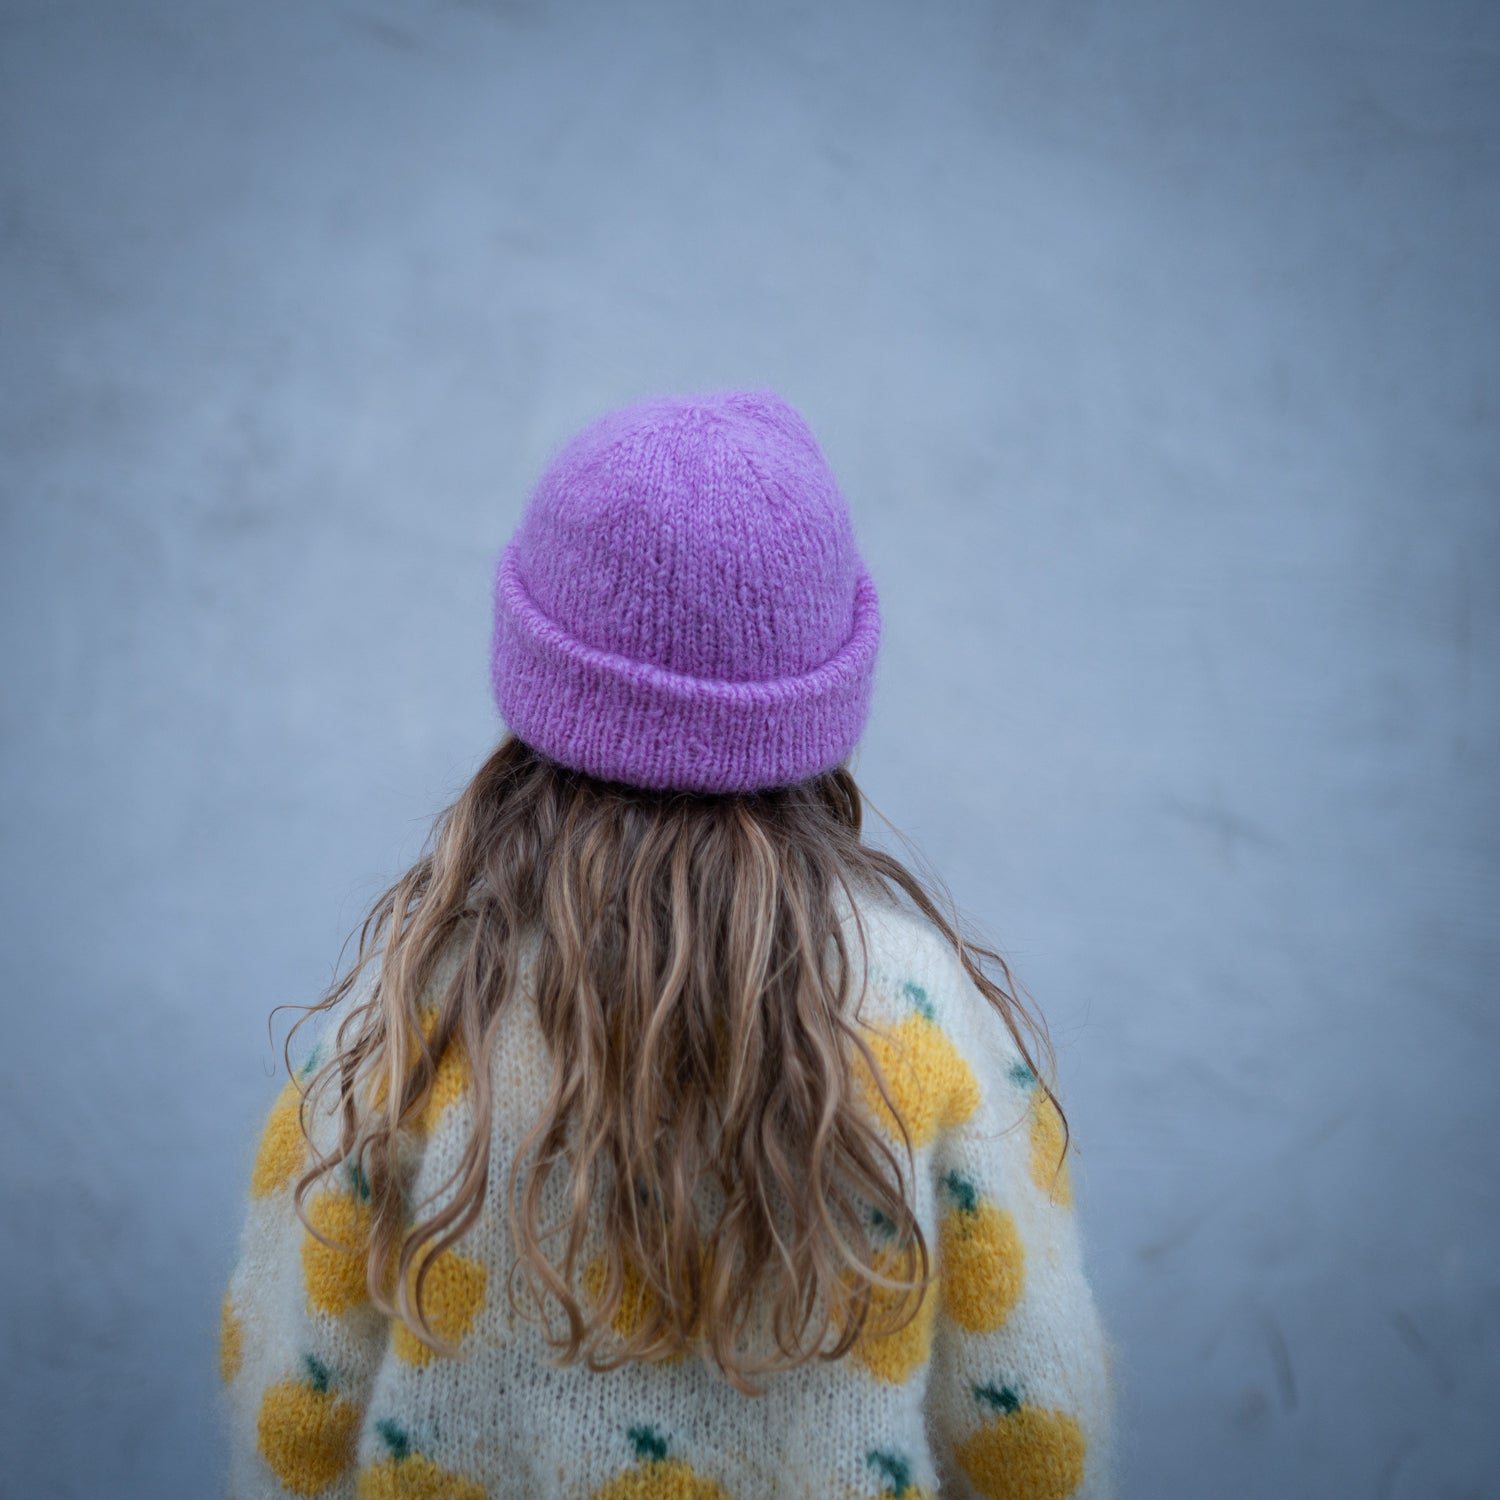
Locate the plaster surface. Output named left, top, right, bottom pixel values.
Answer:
left=2, top=2, right=1496, bottom=1494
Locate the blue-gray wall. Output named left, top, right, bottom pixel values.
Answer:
left=2, top=2, right=1496, bottom=1495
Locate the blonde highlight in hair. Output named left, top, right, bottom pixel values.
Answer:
left=276, top=733, right=1065, bottom=1393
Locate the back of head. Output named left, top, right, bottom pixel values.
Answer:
left=281, top=390, right=1057, bottom=1392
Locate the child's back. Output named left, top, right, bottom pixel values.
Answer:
left=221, top=390, right=1116, bottom=1498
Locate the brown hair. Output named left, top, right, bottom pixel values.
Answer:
left=276, top=732, right=1066, bottom=1394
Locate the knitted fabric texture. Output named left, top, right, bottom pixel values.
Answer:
left=488, top=389, right=881, bottom=794
left=221, top=895, right=1118, bottom=1499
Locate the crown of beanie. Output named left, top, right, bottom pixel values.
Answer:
left=489, top=389, right=881, bottom=794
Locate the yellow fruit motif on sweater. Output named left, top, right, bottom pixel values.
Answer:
left=389, top=1238, right=488, bottom=1367
left=369, top=1006, right=472, bottom=1134
left=938, top=1173, right=1025, bottom=1333
left=220, top=1291, right=244, bottom=1384
left=1029, top=1092, right=1072, bottom=1206
left=302, top=1162, right=375, bottom=1316
left=583, top=1252, right=688, bottom=1361
left=251, top=1079, right=306, bottom=1197
left=256, top=1353, right=361, bottom=1495
left=590, top=1426, right=733, bottom=1500
left=846, top=1240, right=938, bottom=1385
left=357, top=1418, right=487, bottom=1500
left=590, top=1459, right=730, bottom=1500
left=1009, top=1061, right=1072, bottom=1206
left=955, top=1384, right=1086, bottom=1500
left=854, top=982, right=980, bottom=1148
left=415, top=1022, right=471, bottom=1135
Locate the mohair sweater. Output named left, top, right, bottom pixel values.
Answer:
left=220, top=895, right=1117, bottom=1499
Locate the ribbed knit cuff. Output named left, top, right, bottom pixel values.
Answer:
left=489, top=540, right=881, bottom=793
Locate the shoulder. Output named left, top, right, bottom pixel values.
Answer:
left=841, top=893, right=1025, bottom=1069
left=834, top=893, right=1050, bottom=1168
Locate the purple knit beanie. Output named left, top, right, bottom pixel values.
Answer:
left=489, top=389, right=881, bottom=794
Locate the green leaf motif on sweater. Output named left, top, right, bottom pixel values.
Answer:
left=627, top=1425, right=670, bottom=1464
left=375, top=1417, right=413, bottom=1460
left=302, top=1352, right=331, bottom=1392
left=867, top=1448, right=915, bottom=1496
left=901, top=980, right=935, bottom=1020
left=974, top=1382, right=1022, bottom=1415
left=344, top=1155, right=371, bottom=1202
left=941, top=1170, right=979, bottom=1215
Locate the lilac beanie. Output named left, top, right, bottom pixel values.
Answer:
left=489, top=389, right=881, bottom=794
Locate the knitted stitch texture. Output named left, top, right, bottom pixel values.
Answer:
left=488, top=390, right=882, bottom=794
left=221, top=892, right=1117, bottom=1498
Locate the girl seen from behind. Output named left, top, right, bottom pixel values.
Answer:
left=221, top=389, right=1117, bottom=1499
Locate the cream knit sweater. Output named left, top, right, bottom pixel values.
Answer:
left=220, top=894, right=1117, bottom=1498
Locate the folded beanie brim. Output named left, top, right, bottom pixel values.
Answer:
left=489, top=540, right=881, bottom=793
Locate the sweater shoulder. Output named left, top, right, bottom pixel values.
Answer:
left=840, top=894, right=1026, bottom=1072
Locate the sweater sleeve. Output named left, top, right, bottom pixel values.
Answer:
left=924, top=986, right=1118, bottom=1500
left=219, top=1000, right=395, bottom=1499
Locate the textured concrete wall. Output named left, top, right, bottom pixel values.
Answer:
left=2, top=2, right=1496, bottom=1494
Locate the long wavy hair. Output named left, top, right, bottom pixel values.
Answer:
left=275, top=732, right=1066, bottom=1394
